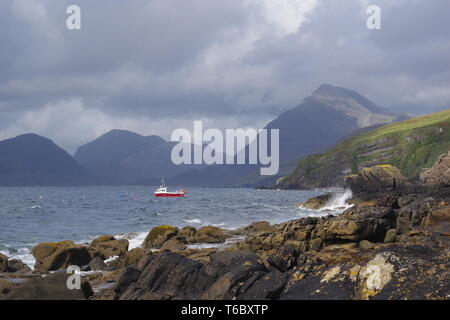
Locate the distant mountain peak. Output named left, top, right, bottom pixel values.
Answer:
left=307, top=84, right=399, bottom=126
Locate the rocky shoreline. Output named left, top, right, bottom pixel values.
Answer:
left=1, top=164, right=449, bottom=300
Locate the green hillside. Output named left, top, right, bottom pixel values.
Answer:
left=277, top=109, right=450, bottom=189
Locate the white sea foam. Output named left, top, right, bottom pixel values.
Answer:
left=115, top=232, right=147, bottom=250
left=183, top=218, right=202, bottom=224
left=186, top=235, right=246, bottom=250
left=1, top=246, right=36, bottom=269
left=320, top=189, right=353, bottom=212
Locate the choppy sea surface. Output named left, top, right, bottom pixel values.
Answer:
left=0, top=186, right=351, bottom=268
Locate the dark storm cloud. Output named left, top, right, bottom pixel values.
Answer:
left=0, top=0, right=449, bottom=152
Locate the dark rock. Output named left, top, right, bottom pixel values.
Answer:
left=238, top=270, right=288, bottom=300
left=89, top=257, right=107, bottom=271
left=118, top=252, right=205, bottom=300
left=280, top=274, right=354, bottom=300
left=1, top=272, right=93, bottom=300
left=265, top=246, right=298, bottom=272
left=200, top=252, right=265, bottom=300
left=114, top=266, right=142, bottom=299
left=7, top=259, right=31, bottom=273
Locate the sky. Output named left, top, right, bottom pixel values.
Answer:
left=0, top=0, right=449, bottom=153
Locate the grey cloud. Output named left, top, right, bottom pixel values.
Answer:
left=0, top=0, right=449, bottom=151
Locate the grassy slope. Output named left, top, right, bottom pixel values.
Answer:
left=280, top=109, right=450, bottom=188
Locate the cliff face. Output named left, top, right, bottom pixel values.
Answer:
left=277, top=109, right=450, bottom=189
left=420, top=150, right=450, bottom=186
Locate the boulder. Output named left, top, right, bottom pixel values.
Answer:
left=114, top=266, right=142, bottom=299
left=200, top=251, right=265, bottom=300
left=318, top=205, right=395, bottom=243
left=142, top=225, right=179, bottom=249
left=0, top=254, right=7, bottom=273
left=107, top=248, right=147, bottom=270
left=235, top=221, right=275, bottom=236
left=7, top=259, right=31, bottom=273
left=178, top=226, right=197, bottom=238
left=345, top=165, right=416, bottom=199
left=90, top=235, right=129, bottom=259
left=264, top=246, right=298, bottom=272
left=190, top=226, right=226, bottom=244
left=32, top=241, right=95, bottom=271
left=238, top=270, right=288, bottom=300
left=297, top=194, right=332, bottom=210
left=359, top=240, right=375, bottom=250
left=384, top=229, right=397, bottom=243
left=118, top=252, right=206, bottom=300
left=2, top=271, right=93, bottom=300
left=160, top=238, right=187, bottom=252
left=89, top=257, right=107, bottom=271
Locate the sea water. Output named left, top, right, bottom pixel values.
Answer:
left=0, top=186, right=352, bottom=268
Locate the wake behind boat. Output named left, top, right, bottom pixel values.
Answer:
left=154, top=180, right=187, bottom=197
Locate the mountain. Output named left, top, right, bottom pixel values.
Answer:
left=277, top=109, right=450, bottom=189
left=265, top=84, right=405, bottom=162
left=71, top=84, right=406, bottom=187
left=173, top=84, right=406, bottom=187
left=74, top=130, right=201, bottom=184
left=0, top=133, right=95, bottom=186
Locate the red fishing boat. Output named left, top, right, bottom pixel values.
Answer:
left=154, top=179, right=187, bottom=197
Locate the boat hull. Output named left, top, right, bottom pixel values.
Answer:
left=154, top=192, right=186, bottom=197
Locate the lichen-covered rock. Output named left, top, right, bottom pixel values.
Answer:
left=357, top=253, right=395, bottom=299
left=142, top=225, right=179, bottom=249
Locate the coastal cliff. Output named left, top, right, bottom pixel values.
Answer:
left=276, top=109, right=450, bottom=190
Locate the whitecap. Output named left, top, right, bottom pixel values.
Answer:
left=183, top=218, right=202, bottom=224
